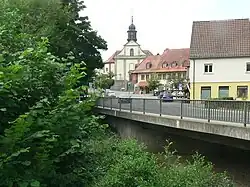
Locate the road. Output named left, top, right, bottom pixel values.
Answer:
left=99, top=98, right=248, bottom=125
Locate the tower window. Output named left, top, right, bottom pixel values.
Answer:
left=130, top=48, right=134, bottom=56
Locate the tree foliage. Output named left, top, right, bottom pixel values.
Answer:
left=147, top=73, right=161, bottom=91
left=0, top=1, right=235, bottom=187
left=2, top=0, right=107, bottom=83
left=94, top=72, right=115, bottom=90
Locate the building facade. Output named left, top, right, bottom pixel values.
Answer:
left=104, top=17, right=152, bottom=90
left=189, top=19, right=250, bottom=100
left=132, top=48, right=190, bottom=92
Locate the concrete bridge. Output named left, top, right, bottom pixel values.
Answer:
left=96, top=97, right=250, bottom=150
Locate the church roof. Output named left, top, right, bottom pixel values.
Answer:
left=105, top=50, right=153, bottom=64
left=143, top=50, right=153, bottom=56
left=104, top=50, right=121, bottom=64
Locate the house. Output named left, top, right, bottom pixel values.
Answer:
left=103, top=16, right=152, bottom=90
left=131, top=48, right=190, bottom=92
left=189, top=18, right=250, bottom=100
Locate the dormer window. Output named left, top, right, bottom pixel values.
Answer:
left=162, top=62, right=168, bottom=68
left=130, top=48, right=134, bottom=56
left=146, top=62, right=152, bottom=69
left=172, top=61, right=178, bottom=67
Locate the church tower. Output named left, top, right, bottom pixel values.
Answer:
left=127, top=16, right=137, bottom=42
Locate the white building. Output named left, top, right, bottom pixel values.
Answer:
left=189, top=18, right=250, bottom=100
left=103, top=17, right=152, bottom=90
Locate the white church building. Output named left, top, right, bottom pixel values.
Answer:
left=103, top=17, right=152, bottom=90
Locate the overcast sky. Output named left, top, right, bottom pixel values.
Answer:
left=82, top=0, right=250, bottom=61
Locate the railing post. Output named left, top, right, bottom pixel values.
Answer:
left=180, top=100, right=183, bottom=119
left=119, top=99, right=121, bottom=111
left=130, top=98, right=132, bottom=112
left=143, top=99, right=145, bottom=114
left=159, top=98, right=162, bottom=116
left=207, top=100, right=210, bottom=122
left=110, top=97, right=112, bottom=110
left=243, top=101, right=247, bottom=127
left=102, top=97, right=105, bottom=108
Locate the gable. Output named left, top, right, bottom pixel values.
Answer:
left=117, top=41, right=148, bottom=56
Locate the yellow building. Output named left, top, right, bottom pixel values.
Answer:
left=189, top=19, right=250, bottom=100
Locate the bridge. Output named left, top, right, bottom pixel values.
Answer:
left=95, top=97, right=250, bottom=150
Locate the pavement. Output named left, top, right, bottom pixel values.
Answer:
left=99, top=98, right=248, bottom=125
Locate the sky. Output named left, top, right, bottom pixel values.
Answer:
left=82, top=0, right=250, bottom=61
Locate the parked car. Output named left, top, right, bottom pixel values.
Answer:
left=162, top=92, right=174, bottom=102
left=158, top=91, right=164, bottom=99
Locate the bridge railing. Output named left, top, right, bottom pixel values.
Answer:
left=96, top=97, right=250, bottom=126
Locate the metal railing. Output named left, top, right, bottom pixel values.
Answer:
left=96, top=97, right=250, bottom=127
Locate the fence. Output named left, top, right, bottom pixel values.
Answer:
left=96, top=97, right=250, bottom=126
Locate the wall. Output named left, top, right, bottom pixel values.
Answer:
left=118, top=40, right=144, bottom=56
left=137, top=72, right=187, bottom=83
left=105, top=115, right=250, bottom=154
left=189, top=58, right=250, bottom=83
left=103, top=63, right=115, bottom=74
left=192, top=82, right=250, bottom=99
left=116, top=59, right=142, bottom=80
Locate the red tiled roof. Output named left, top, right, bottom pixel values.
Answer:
left=159, top=48, right=190, bottom=68
left=132, top=48, right=190, bottom=74
left=105, top=50, right=120, bottom=64
left=133, top=55, right=162, bottom=72
left=190, top=19, right=250, bottom=59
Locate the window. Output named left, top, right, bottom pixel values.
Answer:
left=177, top=73, right=181, bottom=79
left=172, top=61, right=177, bottom=67
left=130, top=48, right=134, bottom=56
left=158, top=74, right=162, bottom=79
left=237, top=86, right=248, bottom=98
left=204, top=64, right=213, bottom=73
left=141, top=74, right=145, bottom=80
left=218, top=86, right=229, bottom=98
left=146, top=74, right=149, bottom=80
left=201, top=86, right=211, bottom=99
left=162, top=62, right=168, bottom=68
left=246, top=63, right=250, bottom=72
left=146, top=62, right=152, bottom=69
left=162, top=74, right=166, bottom=80
left=129, top=63, right=134, bottom=70
left=141, top=75, right=145, bottom=81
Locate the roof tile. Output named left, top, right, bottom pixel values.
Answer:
left=132, top=48, right=190, bottom=73
left=190, top=19, right=250, bottom=59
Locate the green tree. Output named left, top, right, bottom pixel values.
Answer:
left=1, top=0, right=107, bottom=83
left=147, top=73, right=161, bottom=91
left=95, top=72, right=115, bottom=90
